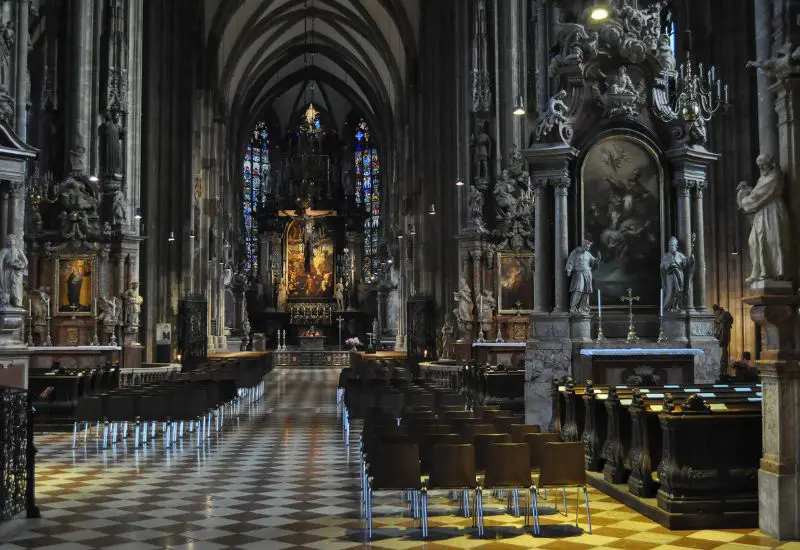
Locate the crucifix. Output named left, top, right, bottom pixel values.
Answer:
left=620, top=288, right=640, bottom=344
left=336, top=315, right=344, bottom=350
left=514, top=301, right=523, bottom=317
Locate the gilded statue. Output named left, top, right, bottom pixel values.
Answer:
left=736, top=154, right=790, bottom=284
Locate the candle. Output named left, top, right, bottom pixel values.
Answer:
left=660, top=288, right=664, bottom=318
left=597, top=289, right=602, bottom=318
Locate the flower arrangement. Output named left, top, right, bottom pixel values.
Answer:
left=345, top=337, right=362, bottom=350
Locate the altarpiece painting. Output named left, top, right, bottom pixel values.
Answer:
left=285, top=219, right=334, bottom=298
left=581, top=135, right=663, bottom=307
left=55, top=256, right=96, bottom=316
left=497, top=252, right=534, bottom=313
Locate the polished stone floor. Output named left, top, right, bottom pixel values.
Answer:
left=0, top=368, right=794, bottom=549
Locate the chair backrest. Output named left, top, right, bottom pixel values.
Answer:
left=421, top=433, right=463, bottom=473
left=482, top=409, right=514, bottom=422
left=494, top=415, right=525, bottom=433
left=461, top=423, right=497, bottom=442
left=371, top=443, right=422, bottom=490
left=524, top=432, right=563, bottom=469
left=474, top=433, right=512, bottom=472
left=511, top=424, right=542, bottom=443
left=428, top=444, right=477, bottom=490
left=484, top=443, right=531, bottom=489
left=537, top=442, right=586, bottom=487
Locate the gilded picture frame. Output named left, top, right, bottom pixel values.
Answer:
left=54, top=256, right=96, bottom=316
left=580, top=134, right=664, bottom=308
left=497, top=252, right=534, bottom=313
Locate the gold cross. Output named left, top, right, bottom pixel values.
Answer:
left=620, top=288, right=640, bottom=308
left=620, top=288, right=640, bottom=344
left=514, top=301, right=523, bottom=316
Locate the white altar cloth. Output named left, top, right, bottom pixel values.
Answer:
left=580, top=348, right=704, bottom=357
left=472, top=342, right=526, bottom=348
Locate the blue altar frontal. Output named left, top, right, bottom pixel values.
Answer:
left=580, top=348, right=704, bottom=357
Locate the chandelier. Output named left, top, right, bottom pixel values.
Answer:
left=656, top=45, right=729, bottom=123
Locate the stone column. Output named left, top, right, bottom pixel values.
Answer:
left=773, top=78, right=800, bottom=284
left=15, top=0, right=29, bottom=140
left=552, top=178, right=569, bottom=312
left=346, top=230, right=362, bottom=308
left=692, top=183, right=708, bottom=310
left=534, top=0, right=548, bottom=115
left=532, top=177, right=548, bottom=313
left=675, top=179, right=694, bottom=310
left=376, top=290, right=388, bottom=340
left=67, top=0, right=93, bottom=170
left=0, top=183, right=9, bottom=246
left=7, top=181, right=23, bottom=245
left=754, top=0, right=778, bottom=157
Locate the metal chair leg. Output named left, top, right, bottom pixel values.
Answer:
left=562, top=488, right=568, bottom=515
left=584, top=486, right=592, bottom=534
left=532, top=488, right=541, bottom=536
left=476, top=486, right=484, bottom=536
left=72, top=422, right=78, bottom=448
left=421, top=487, right=428, bottom=538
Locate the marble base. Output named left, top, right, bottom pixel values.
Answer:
left=0, top=305, right=26, bottom=347
left=759, top=469, right=800, bottom=539
left=749, top=279, right=793, bottom=294
left=569, top=314, right=592, bottom=342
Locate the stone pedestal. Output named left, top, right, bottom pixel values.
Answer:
left=525, top=312, right=571, bottom=429
left=0, top=306, right=31, bottom=389
left=744, top=290, right=800, bottom=539
left=569, top=314, right=592, bottom=342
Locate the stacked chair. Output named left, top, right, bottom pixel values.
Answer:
left=345, top=365, right=592, bottom=539
left=71, top=356, right=269, bottom=449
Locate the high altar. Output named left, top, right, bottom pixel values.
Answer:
left=252, top=105, right=374, bottom=361
left=518, top=5, right=722, bottom=427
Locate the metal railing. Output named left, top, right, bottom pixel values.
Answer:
left=0, top=386, right=39, bottom=522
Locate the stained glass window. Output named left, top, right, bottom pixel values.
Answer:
left=354, top=119, right=380, bottom=279
left=661, top=6, right=677, bottom=55
left=242, top=121, right=270, bottom=277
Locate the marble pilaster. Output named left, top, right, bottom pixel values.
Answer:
left=552, top=178, right=569, bottom=313
left=674, top=179, right=694, bottom=310
left=532, top=177, right=548, bottom=313
left=754, top=0, right=778, bottom=157
left=772, top=78, right=800, bottom=284
left=692, top=183, right=708, bottom=310
left=15, top=0, right=29, bottom=140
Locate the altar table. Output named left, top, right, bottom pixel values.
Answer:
left=472, top=342, right=526, bottom=367
left=299, top=336, right=325, bottom=351
left=577, top=348, right=704, bottom=385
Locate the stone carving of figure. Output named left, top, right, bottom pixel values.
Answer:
left=99, top=111, right=124, bottom=179
left=479, top=289, right=496, bottom=331
left=550, top=21, right=598, bottom=75
left=111, top=188, right=127, bottom=226
left=452, top=277, right=474, bottom=339
left=471, top=120, right=492, bottom=181
left=223, top=264, right=233, bottom=288
left=747, top=42, right=800, bottom=78
left=712, top=304, right=734, bottom=376
left=122, top=282, right=143, bottom=327
left=656, top=34, right=676, bottom=71
left=97, top=294, right=121, bottom=326
left=68, top=143, right=87, bottom=175
left=468, top=184, right=486, bottom=228
left=440, top=314, right=453, bottom=359
left=0, top=235, right=26, bottom=307
left=565, top=238, right=600, bottom=313
left=736, top=154, right=790, bottom=284
left=335, top=279, right=345, bottom=311
left=603, top=66, right=638, bottom=96
left=0, top=84, right=13, bottom=124
left=660, top=236, right=695, bottom=311
left=30, top=287, right=50, bottom=325
left=494, top=170, right=516, bottom=221
left=277, top=278, right=288, bottom=312
left=533, top=90, right=570, bottom=143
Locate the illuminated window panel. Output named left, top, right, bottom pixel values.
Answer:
left=242, top=121, right=270, bottom=278
left=354, top=119, right=381, bottom=279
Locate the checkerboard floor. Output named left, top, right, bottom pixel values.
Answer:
left=0, top=368, right=794, bottom=549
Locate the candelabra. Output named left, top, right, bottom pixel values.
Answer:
left=280, top=329, right=287, bottom=351
left=90, top=317, right=100, bottom=346
left=595, top=319, right=606, bottom=343
left=44, top=316, right=52, bottom=346
left=657, top=317, right=668, bottom=343
left=109, top=323, right=118, bottom=347
left=656, top=40, right=729, bottom=124
left=494, top=322, right=504, bottom=343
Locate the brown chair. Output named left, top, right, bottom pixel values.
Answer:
left=476, top=442, right=533, bottom=536
left=473, top=433, right=512, bottom=473
left=366, top=443, right=423, bottom=539
left=461, top=423, right=497, bottom=443
left=511, top=424, right=542, bottom=443
left=423, top=443, right=479, bottom=534
left=420, top=433, right=463, bottom=475
left=494, top=415, right=525, bottom=433
left=482, top=409, right=514, bottom=422
left=532, top=442, right=591, bottom=536
left=524, top=432, right=562, bottom=471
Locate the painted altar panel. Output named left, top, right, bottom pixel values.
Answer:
left=286, top=219, right=334, bottom=298
left=54, top=257, right=95, bottom=316
left=497, top=252, right=534, bottom=313
left=581, top=135, right=663, bottom=308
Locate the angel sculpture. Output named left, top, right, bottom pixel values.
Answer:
left=533, top=90, right=570, bottom=143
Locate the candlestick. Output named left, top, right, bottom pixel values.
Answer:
left=657, top=316, right=668, bottom=343
left=659, top=288, right=664, bottom=318
left=597, top=289, right=602, bottom=318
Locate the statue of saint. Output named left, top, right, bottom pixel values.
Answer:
left=30, top=288, right=49, bottom=325
left=122, top=282, right=143, bottom=327
left=440, top=315, right=453, bottom=359
left=452, top=277, right=474, bottom=339
left=223, top=264, right=233, bottom=288
left=0, top=235, right=26, bottom=307
left=111, top=188, right=127, bottom=226
left=471, top=121, right=492, bottom=181
left=713, top=304, right=734, bottom=376
left=66, top=263, right=84, bottom=309
left=736, top=153, right=790, bottom=284
left=565, top=238, right=601, bottom=313
left=97, top=294, right=121, bottom=326
left=493, top=170, right=516, bottom=221
left=479, top=289, right=497, bottom=332
left=335, top=280, right=345, bottom=311
left=99, top=111, right=124, bottom=179
left=277, top=278, right=288, bottom=312
left=660, top=236, right=694, bottom=311
left=468, top=184, right=485, bottom=226
left=604, top=66, right=638, bottom=96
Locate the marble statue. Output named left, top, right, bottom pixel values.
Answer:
left=335, top=280, right=345, bottom=311
left=111, top=188, right=127, bottom=226
left=440, top=314, right=453, bottom=359
left=605, top=67, right=637, bottom=95
left=656, top=35, right=676, bottom=71
left=99, top=111, right=124, bottom=179
left=593, top=67, right=646, bottom=118
left=97, top=294, right=121, bottom=326
left=713, top=304, right=734, bottom=376
left=452, top=277, right=474, bottom=340
left=565, top=238, right=601, bottom=313
left=494, top=170, right=517, bottom=221
left=240, top=312, right=251, bottom=352
left=736, top=154, right=790, bottom=284
left=0, top=235, right=26, bottom=307
left=660, top=236, right=694, bottom=311
left=550, top=21, right=598, bottom=75
left=30, top=287, right=50, bottom=325
left=277, top=278, right=288, bottom=312
left=479, top=289, right=496, bottom=331
left=223, top=264, right=233, bottom=288
left=468, top=184, right=485, bottom=227
left=533, top=90, right=570, bottom=143
left=122, top=282, right=143, bottom=327
left=471, top=121, right=492, bottom=181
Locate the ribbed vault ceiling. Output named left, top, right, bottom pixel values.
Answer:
left=205, top=0, right=419, bottom=144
